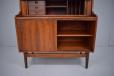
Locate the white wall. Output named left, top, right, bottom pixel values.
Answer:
left=93, top=0, right=113, bottom=47
left=0, top=0, right=113, bottom=47
left=109, top=0, right=114, bottom=47
left=0, top=0, right=19, bottom=46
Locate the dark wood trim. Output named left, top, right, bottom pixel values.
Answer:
left=85, top=53, right=89, bottom=69
left=24, top=53, right=28, bottom=68
left=26, top=53, right=86, bottom=58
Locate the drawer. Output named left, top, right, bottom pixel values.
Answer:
left=29, top=9, right=46, bottom=15
left=28, top=1, right=45, bottom=6
left=29, top=5, right=45, bottom=11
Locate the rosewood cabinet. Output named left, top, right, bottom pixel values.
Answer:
left=15, top=0, right=97, bottom=68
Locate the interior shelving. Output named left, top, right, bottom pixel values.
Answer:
left=21, top=0, right=88, bottom=15
left=46, top=0, right=67, bottom=15
left=46, top=0, right=67, bottom=7
left=57, top=20, right=95, bottom=37
left=67, top=0, right=85, bottom=15
left=46, top=8, right=67, bottom=15
left=57, top=20, right=95, bottom=52
left=57, top=37, right=92, bottom=52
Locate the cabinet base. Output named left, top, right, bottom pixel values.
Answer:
left=23, top=52, right=89, bottom=69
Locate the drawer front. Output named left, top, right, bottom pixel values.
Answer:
left=28, top=1, right=45, bottom=6
left=29, top=5, right=45, bottom=15
left=29, top=5, right=45, bottom=10
left=29, top=10, right=45, bottom=15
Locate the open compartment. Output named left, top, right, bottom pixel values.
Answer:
left=57, top=20, right=96, bottom=37
left=57, top=37, right=94, bottom=52
left=68, top=0, right=85, bottom=15
left=46, top=8, right=67, bottom=15
left=46, top=0, right=67, bottom=15
left=20, top=0, right=92, bottom=16
left=46, top=0, right=67, bottom=7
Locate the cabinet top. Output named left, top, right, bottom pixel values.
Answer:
left=16, top=15, right=97, bottom=21
left=18, top=0, right=94, bottom=16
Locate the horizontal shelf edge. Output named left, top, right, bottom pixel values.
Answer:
left=16, top=15, right=97, bottom=21
left=46, top=6, right=67, bottom=8
left=57, top=34, right=93, bottom=37
left=25, top=51, right=89, bottom=54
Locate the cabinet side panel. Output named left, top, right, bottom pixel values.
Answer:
left=21, top=20, right=32, bottom=51
left=92, top=21, right=97, bottom=52
left=16, top=19, right=32, bottom=52
left=15, top=19, right=23, bottom=52
left=88, top=21, right=97, bottom=52
left=16, top=19, right=38, bottom=52
left=85, top=0, right=92, bottom=15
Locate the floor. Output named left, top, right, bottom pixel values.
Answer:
left=0, top=46, right=114, bottom=76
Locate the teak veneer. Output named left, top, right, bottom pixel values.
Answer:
left=15, top=0, right=97, bottom=68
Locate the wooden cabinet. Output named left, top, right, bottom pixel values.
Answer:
left=15, top=0, right=97, bottom=68
left=16, top=19, right=57, bottom=52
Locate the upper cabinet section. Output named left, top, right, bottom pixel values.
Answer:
left=20, top=0, right=93, bottom=16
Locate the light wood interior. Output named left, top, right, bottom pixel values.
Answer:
left=20, top=0, right=92, bottom=16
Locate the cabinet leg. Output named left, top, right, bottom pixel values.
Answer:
left=85, top=53, right=89, bottom=69
left=24, top=53, right=28, bottom=68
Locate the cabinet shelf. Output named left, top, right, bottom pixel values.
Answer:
left=57, top=20, right=96, bottom=37
left=46, top=6, right=67, bottom=8
left=46, top=0, right=67, bottom=6
left=46, top=8, right=67, bottom=15
left=57, top=37, right=92, bottom=52
left=57, top=31, right=93, bottom=37
left=57, top=34, right=93, bottom=37
left=57, top=40, right=90, bottom=52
